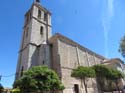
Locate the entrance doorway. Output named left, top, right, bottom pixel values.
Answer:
left=74, top=84, right=79, bottom=93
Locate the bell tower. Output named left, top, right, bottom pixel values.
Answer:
left=16, top=0, right=52, bottom=79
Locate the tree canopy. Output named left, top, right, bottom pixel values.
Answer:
left=93, top=65, right=111, bottom=78
left=93, top=65, right=124, bottom=92
left=71, top=66, right=95, bottom=79
left=71, top=66, right=95, bottom=93
left=119, top=35, right=125, bottom=58
left=93, top=65, right=123, bottom=80
left=0, top=83, right=4, bottom=92
left=108, top=69, right=124, bottom=80
left=14, top=66, right=65, bottom=93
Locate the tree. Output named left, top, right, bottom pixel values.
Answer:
left=119, top=35, right=125, bottom=58
left=0, top=83, right=4, bottom=93
left=14, top=75, right=38, bottom=93
left=93, top=65, right=124, bottom=92
left=71, top=66, right=95, bottom=93
left=93, top=65, right=113, bottom=91
left=108, top=69, right=124, bottom=93
left=14, top=66, right=65, bottom=93
left=10, top=88, right=20, bottom=93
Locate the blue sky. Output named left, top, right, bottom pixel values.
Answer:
left=0, top=0, right=125, bottom=88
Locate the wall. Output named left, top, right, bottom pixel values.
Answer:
left=31, top=5, right=52, bottom=45
left=56, top=38, right=105, bottom=93
left=51, top=40, right=62, bottom=78
left=38, top=44, right=51, bottom=68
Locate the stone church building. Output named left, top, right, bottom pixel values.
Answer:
left=15, top=1, right=124, bottom=93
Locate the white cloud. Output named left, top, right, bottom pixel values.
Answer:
left=102, top=0, right=114, bottom=57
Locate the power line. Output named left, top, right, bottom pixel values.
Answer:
left=2, top=73, right=16, bottom=77
left=0, top=73, right=16, bottom=82
left=0, top=73, right=16, bottom=81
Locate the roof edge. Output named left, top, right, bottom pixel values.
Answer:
left=49, top=33, right=107, bottom=60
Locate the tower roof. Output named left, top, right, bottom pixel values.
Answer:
left=33, top=0, right=51, bottom=15
left=35, top=0, right=40, bottom=3
left=25, top=0, right=51, bottom=16
left=33, top=2, right=51, bottom=15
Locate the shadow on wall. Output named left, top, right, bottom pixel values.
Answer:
left=31, top=47, right=40, bottom=67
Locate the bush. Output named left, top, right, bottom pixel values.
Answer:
left=0, top=83, right=4, bottom=92
left=14, top=66, right=65, bottom=92
left=10, top=88, right=20, bottom=93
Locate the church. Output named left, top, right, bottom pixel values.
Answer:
left=15, top=0, right=125, bottom=93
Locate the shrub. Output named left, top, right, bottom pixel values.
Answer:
left=10, top=88, right=20, bottom=93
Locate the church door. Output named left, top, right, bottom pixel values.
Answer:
left=74, top=84, right=79, bottom=93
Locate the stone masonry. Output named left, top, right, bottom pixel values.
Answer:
left=16, top=1, right=109, bottom=93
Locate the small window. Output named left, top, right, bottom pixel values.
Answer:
left=38, top=9, right=41, bottom=19
left=20, top=66, right=24, bottom=77
left=40, top=26, right=43, bottom=35
left=26, top=27, right=29, bottom=37
left=44, top=13, right=47, bottom=21
left=43, top=61, right=45, bottom=64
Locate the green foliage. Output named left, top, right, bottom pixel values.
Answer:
left=14, top=75, right=38, bottom=92
left=119, top=35, right=125, bottom=57
left=0, top=83, right=4, bottom=92
left=93, top=65, right=124, bottom=79
left=71, top=66, right=95, bottom=79
left=93, top=65, right=124, bottom=91
left=10, top=88, right=20, bottom=93
left=92, top=65, right=111, bottom=78
left=71, top=66, right=95, bottom=93
left=108, top=69, right=124, bottom=92
left=108, top=69, right=124, bottom=80
left=14, top=66, right=65, bottom=93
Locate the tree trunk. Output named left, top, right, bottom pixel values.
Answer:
left=96, top=77, right=104, bottom=93
left=83, top=79, right=88, bottom=93
left=107, top=79, right=113, bottom=91
left=81, top=79, right=83, bottom=88
left=115, top=80, right=120, bottom=93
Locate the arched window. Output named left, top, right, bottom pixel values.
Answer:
left=38, top=9, right=41, bottom=19
left=44, top=13, right=47, bottom=21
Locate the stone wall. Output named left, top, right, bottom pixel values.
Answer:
left=51, top=40, right=62, bottom=78
left=38, top=44, right=51, bottom=68
left=57, top=39, right=104, bottom=68
left=55, top=38, right=105, bottom=93
left=31, top=5, right=52, bottom=45
left=16, top=3, right=52, bottom=79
